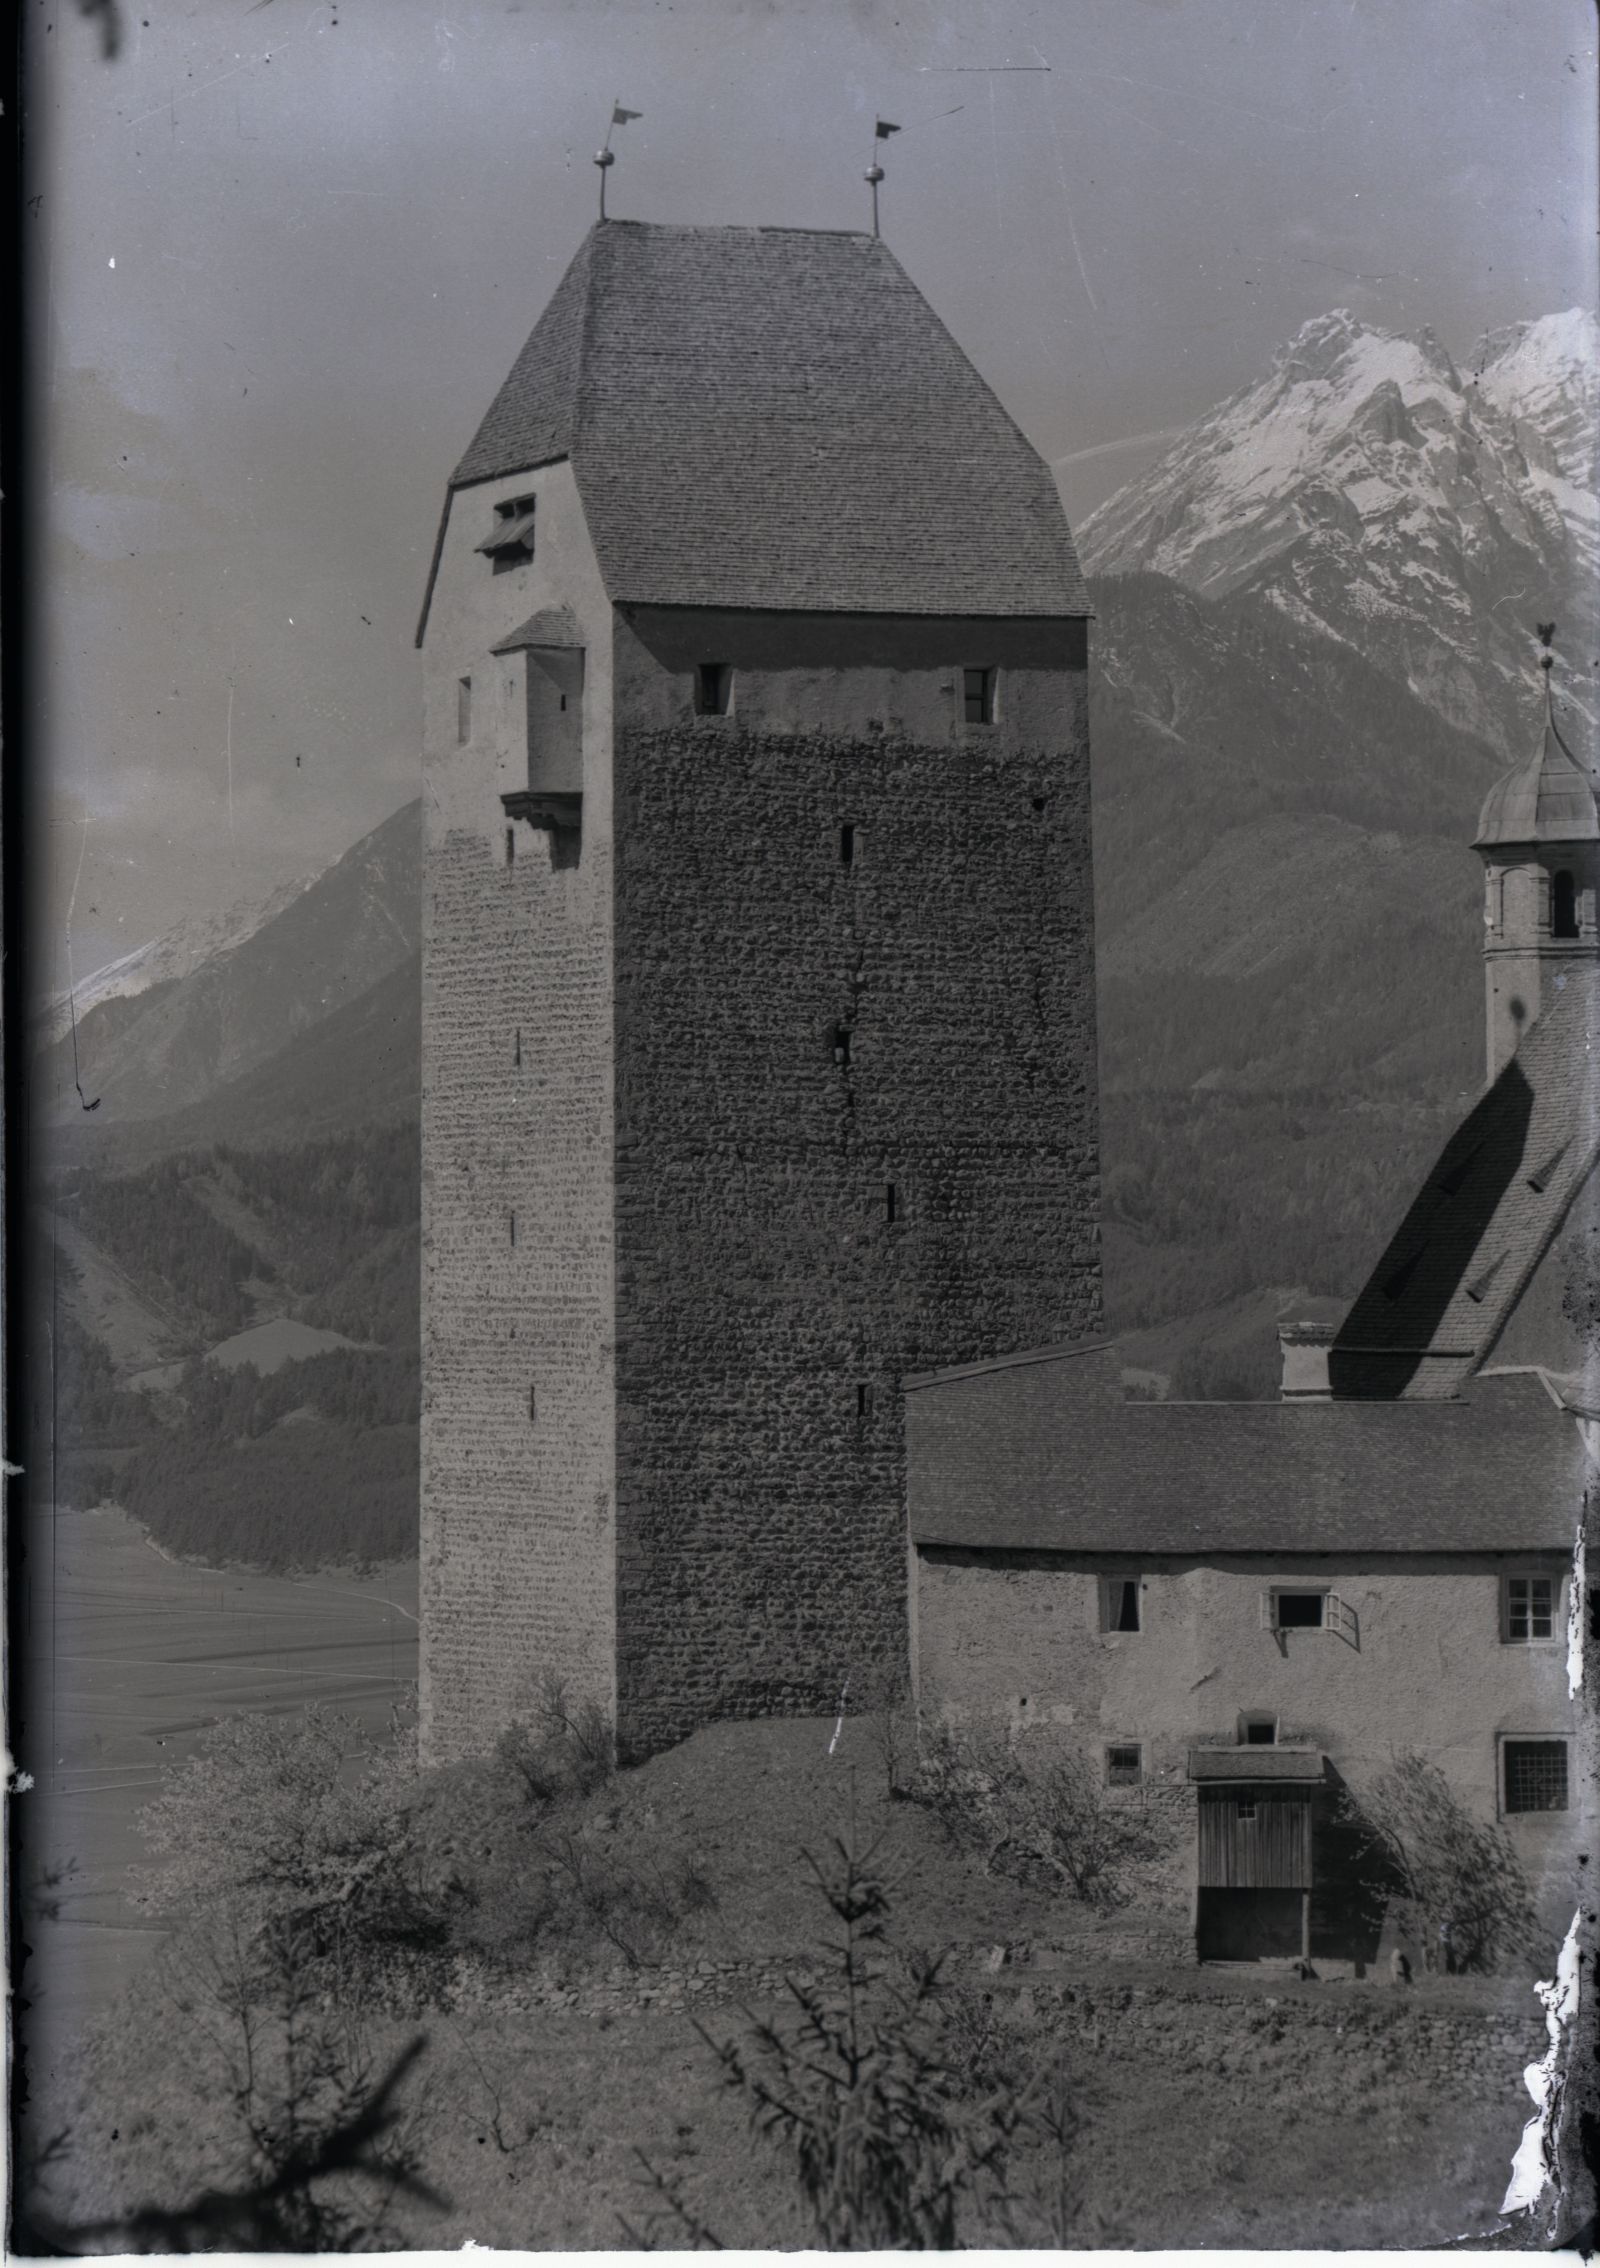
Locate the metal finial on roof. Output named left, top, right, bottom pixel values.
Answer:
left=1536, top=620, right=1557, bottom=710
left=595, top=100, right=641, bottom=221
left=866, top=116, right=900, bottom=237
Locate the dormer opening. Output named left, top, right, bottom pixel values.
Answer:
left=1552, top=868, right=1579, bottom=938
left=478, top=495, right=537, bottom=573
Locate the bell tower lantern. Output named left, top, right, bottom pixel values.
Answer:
left=1473, top=631, right=1600, bottom=1083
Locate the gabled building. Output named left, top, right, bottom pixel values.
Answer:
left=906, top=668, right=1596, bottom=1963
left=417, top=220, right=1101, bottom=1765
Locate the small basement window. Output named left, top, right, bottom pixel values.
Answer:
left=695, top=662, right=731, bottom=716
left=1503, top=1738, right=1568, bottom=1814
left=963, top=666, right=997, bottom=724
left=1504, top=1572, right=1557, bottom=1644
left=1100, top=1576, right=1141, bottom=1634
left=1105, top=1744, right=1143, bottom=1788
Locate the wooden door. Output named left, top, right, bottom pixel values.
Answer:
left=1197, top=1786, right=1312, bottom=1889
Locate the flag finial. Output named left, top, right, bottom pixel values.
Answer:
left=596, top=100, right=642, bottom=220
left=866, top=116, right=900, bottom=236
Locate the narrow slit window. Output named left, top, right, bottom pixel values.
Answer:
left=856, top=1382, right=873, bottom=1419
left=1552, top=869, right=1579, bottom=938
left=840, top=823, right=856, bottom=869
left=509, top=1211, right=516, bottom=1247
left=963, top=667, right=996, bottom=724
left=506, top=826, right=515, bottom=868
left=885, top=1182, right=897, bottom=1224
left=528, top=1384, right=537, bottom=1424
left=694, top=662, right=731, bottom=716
left=1105, top=1744, right=1142, bottom=1788
left=1100, top=1576, right=1141, bottom=1634
left=457, top=675, right=472, bottom=745
left=514, top=1029, right=522, bottom=1067
left=832, top=1025, right=852, bottom=1069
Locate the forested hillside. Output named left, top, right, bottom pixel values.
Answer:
left=50, top=1122, right=419, bottom=1569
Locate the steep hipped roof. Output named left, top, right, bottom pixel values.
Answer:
left=907, top=1364, right=1585, bottom=1554
left=1331, top=963, right=1600, bottom=1398
left=1475, top=689, right=1599, bottom=849
left=435, top=220, right=1088, bottom=622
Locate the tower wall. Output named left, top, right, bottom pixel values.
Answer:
left=608, top=607, right=1102, bottom=1756
left=420, top=465, right=617, bottom=1764
left=1481, top=848, right=1600, bottom=1082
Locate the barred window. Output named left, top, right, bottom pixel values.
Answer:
left=1505, top=1573, right=1556, bottom=1643
left=1105, top=1744, right=1142, bottom=1788
left=1504, top=1739, right=1567, bottom=1814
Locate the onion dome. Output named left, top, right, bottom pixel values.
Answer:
left=1474, top=671, right=1599, bottom=850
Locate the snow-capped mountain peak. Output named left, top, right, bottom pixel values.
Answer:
left=1079, top=305, right=1597, bottom=767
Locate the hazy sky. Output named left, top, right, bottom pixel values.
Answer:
left=30, top=0, right=1598, bottom=988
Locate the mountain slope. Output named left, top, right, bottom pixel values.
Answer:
left=38, top=877, right=312, bottom=1048
left=1080, top=307, right=1597, bottom=768
left=37, top=799, right=420, bottom=1129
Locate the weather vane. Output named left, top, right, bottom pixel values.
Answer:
left=595, top=100, right=642, bottom=221
left=865, top=116, right=900, bottom=237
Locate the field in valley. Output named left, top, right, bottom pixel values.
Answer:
left=13, top=1504, right=417, bottom=2063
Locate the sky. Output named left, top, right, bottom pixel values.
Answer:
left=29, top=0, right=1599, bottom=991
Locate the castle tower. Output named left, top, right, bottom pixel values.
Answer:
left=1474, top=656, right=1600, bottom=1083
left=416, top=221, right=1102, bottom=1764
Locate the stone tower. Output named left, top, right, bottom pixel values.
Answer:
left=1474, top=659, right=1600, bottom=1083
left=416, top=220, right=1102, bottom=1764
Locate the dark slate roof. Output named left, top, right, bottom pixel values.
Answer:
left=445, top=220, right=1089, bottom=619
left=1331, top=965, right=1600, bottom=1399
left=492, top=606, right=585, bottom=653
left=907, top=1362, right=1586, bottom=1554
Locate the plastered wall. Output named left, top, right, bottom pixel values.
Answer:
left=608, top=609, right=1102, bottom=1755
left=420, top=463, right=617, bottom=1762
left=916, top=1547, right=1577, bottom=1897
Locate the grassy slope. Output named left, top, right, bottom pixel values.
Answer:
left=44, top=1716, right=1540, bottom=2251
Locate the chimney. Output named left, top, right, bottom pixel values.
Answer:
left=1278, top=1322, right=1336, bottom=1402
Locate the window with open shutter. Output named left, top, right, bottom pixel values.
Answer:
left=1326, top=1592, right=1359, bottom=1647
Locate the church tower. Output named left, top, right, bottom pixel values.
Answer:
left=1474, top=646, right=1600, bottom=1083
left=415, top=220, right=1102, bottom=1764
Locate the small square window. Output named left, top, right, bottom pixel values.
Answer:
left=1105, top=1744, right=1142, bottom=1788
left=1504, top=1739, right=1568, bottom=1813
left=695, top=662, right=731, bottom=716
left=963, top=666, right=996, bottom=725
left=1237, top=1798, right=1257, bottom=1823
left=1241, top=1715, right=1277, bottom=1747
left=1505, top=1573, right=1556, bottom=1643
left=1100, top=1576, right=1141, bottom=1634
left=1271, top=1590, right=1325, bottom=1630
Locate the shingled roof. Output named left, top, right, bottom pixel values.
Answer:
left=1331, top=963, right=1600, bottom=1399
left=436, top=220, right=1089, bottom=620
left=907, top=1364, right=1587, bottom=1555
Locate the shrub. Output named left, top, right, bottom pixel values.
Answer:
left=1341, top=1751, right=1542, bottom=1973
left=913, top=1720, right=1174, bottom=1909
left=632, top=1827, right=1023, bottom=2249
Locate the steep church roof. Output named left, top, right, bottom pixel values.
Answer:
left=1330, top=961, right=1600, bottom=1399
left=1474, top=689, right=1599, bottom=849
left=435, top=220, right=1089, bottom=621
